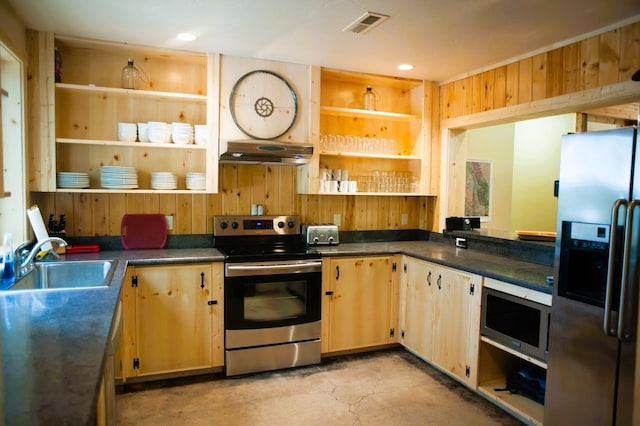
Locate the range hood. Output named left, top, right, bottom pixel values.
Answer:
left=219, top=139, right=313, bottom=165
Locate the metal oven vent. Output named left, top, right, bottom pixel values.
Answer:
left=343, top=11, right=390, bottom=35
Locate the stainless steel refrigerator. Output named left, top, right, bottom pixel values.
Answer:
left=545, top=126, right=639, bottom=425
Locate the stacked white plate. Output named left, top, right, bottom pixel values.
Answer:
left=148, top=121, right=170, bottom=144
left=56, top=172, right=90, bottom=189
left=100, top=166, right=138, bottom=189
left=186, top=172, right=206, bottom=190
left=171, top=122, right=193, bottom=144
left=151, top=172, right=177, bottom=190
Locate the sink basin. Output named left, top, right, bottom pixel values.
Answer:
left=5, top=260, right=116, bottom=291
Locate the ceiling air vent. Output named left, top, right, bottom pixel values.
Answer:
left=343, top=11, right=390, bottom=35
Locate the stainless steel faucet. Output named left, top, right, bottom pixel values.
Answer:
left=15, top=237, right=68, bottom=278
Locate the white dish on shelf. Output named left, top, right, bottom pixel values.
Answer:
left=100, top=166, right=138, bottom=189
left=186, top=172, right=206, bottom=190
left=57, top=171, right=90, bottom=188
left=151, top=172, right=177, bottom=190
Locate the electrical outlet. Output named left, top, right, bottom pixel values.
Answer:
left=333, top=214, right=341, bottom=227
left=455, top=237, right=467, bottom=249
left=401, top=213, right=408, bottom=225
left=165, top=215, right=174, bottom=230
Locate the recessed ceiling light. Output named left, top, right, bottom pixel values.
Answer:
left=397, top=64, right=414, bottom=71
left=177, top=33, right=197, bottom=41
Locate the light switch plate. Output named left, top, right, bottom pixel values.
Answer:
left=333, top=214, right=341, bottom=226
left=165, top=215, right=174, bottom=230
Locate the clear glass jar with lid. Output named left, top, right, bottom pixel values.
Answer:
left=121, top=58, right=139, bottom=89
left=362, top=86, right=376, bottom=111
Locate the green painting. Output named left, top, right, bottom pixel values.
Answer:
left=465, top=160, right=491, bottom=218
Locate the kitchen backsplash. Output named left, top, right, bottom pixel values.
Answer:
left=30, top=164, right=431, bottom=237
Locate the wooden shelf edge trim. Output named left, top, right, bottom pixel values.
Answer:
left=315, top=192, right=426, bottom=197
left=56, top=138, right=207, bottom=149
left=480, top=336, right=548, bottom=369
left=55, top=83, right=207, bottom=101
left=320, top=105, right=418, bottom=120
left=319, top=151, right=421, bottom=160
left=53, top=189, right=211, bottom=194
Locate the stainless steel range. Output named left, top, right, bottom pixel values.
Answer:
left=213, top=215, right=322, bottom=376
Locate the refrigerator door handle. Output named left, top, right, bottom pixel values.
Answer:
left=604, top=198, right=627, bottom=336
left=617, top=199, right=639, bottom=341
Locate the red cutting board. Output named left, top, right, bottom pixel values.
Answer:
left=120, top=214, right=167, bottom=249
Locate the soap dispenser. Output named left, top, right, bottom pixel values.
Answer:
left=1, top=232, right=15, bottom=286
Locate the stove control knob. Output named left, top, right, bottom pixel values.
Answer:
left=219, top=221, right=228, bottom=229
left=287, top=221, right=295, bottom=228
left=231, top=221, right=239, bottom=229
left=313, top=236, right=320, bottom=244
left=328, top=236, right=334, bottom=243
left=277, top=221, right=285, bottom=228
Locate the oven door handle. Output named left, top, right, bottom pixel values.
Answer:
left=226, top=261, right=322, bottom=276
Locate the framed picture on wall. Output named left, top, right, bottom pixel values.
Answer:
left=465, top=160, right=491, bottom=221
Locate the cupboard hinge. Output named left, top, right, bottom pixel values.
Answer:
left=403, top=263, right=407, bottom=273
left=208, top=300, right=218, bottom=305
left=465, top=365, right=470, bottom=377
left=392, top=262, right=397, bottom=272
left=401, top=329, right=405, bottom=339
left=131, top=275, right=138, bottom=288
left=390, top=328, right=395, bottom=337
left=470, top=283, right=475, bottom=295
left=133, top=358, right=140, bottom=370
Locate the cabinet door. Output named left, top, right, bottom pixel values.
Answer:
left=403, top=257, right=436, bottom=360
left=325, top=256, right=396, bottom=352
left=134, top=263, right=215, bottom=376
left=432, top=265, right=480, bottom=385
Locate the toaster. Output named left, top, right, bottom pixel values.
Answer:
left=303, top=224, right=339, bottom=245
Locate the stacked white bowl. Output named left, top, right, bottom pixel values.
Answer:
left=148, top=122, right=169, bottom=143
left=194, top=124, right=208, bottom=145
left=117, top=122, right=137, bottom=142
left=137, top=123, right=149, bottom=142
left=151, top=172, right=177, bottom=190
left=171, top=122, right=194, bottom=144
left=186, top=172, right=206, bottom=190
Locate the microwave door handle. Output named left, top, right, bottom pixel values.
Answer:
left=618, top=199, right=639, bottom=341
left=605, top=198, right=627, bottom=336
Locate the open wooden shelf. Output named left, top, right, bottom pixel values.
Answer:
left=477, top=379, right=544, bottom=426
left=320, top=105, right=418, bottom=121
left=56, top=83, right=206, bottom=102
left=57, top=138, right=207, bottom=150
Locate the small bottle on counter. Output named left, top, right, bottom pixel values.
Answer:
left=1, top=232, right=15, bottom=287
left=121, top=58, right=139, bottom=89
left=362, top=86, right=376, bottom=111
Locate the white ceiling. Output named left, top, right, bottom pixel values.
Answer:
left=6, top=0, right=640, bottom=82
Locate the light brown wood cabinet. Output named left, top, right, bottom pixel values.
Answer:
left=27, top=31, right=219, bottom=193
left=400, top=256, right=481, bottom=386
left=321, top=255, right=399, bottom=353
left=299, top=68, right=433, bottom=196
left=120, top=263, right=223, bottom=380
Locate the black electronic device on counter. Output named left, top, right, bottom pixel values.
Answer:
left=445, top=216, right=480, bottom=231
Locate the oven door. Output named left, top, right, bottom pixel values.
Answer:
left=224, top=259, right=322, bottom=332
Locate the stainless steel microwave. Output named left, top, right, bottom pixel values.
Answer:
left=481, top=287, right=551, bottom=362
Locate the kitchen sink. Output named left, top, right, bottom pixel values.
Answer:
left=5, top=260, right=116, bottom=291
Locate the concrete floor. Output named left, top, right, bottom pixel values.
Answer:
left=116, top=349, right=523, bottom=425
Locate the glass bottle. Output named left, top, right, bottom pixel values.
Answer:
left=362, top=86, right=376, bottom=111
left=121, top=58, right=139, bottom=89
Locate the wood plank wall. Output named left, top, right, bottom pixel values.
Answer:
left=30, top=165, right=424, bottom=237
left=440, top=21, right=640, bottom=119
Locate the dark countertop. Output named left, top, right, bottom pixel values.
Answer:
left=0, top=241, right=552, bottom=425
left=316, top=241, right=554, bottom=292
left=1, top=248, right=224, bottom=425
